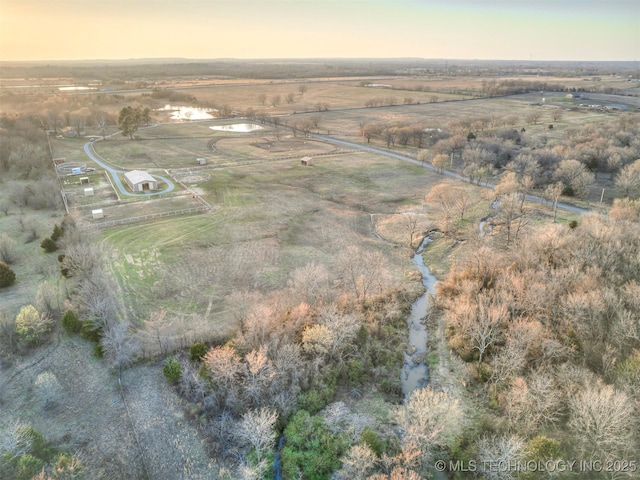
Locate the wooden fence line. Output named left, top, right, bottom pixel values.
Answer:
left=88, top=205, right=210, bottom=229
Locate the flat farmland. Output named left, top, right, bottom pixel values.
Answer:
left=93, top=123, right=342, bottom=170
left=101, top=140, right=446, bottom=333
left=165, top=78, right=470, bottom=113
left=289, top=92, right=627, bottom=144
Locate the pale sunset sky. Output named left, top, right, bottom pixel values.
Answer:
left=0, top=0, right=638, bottom=62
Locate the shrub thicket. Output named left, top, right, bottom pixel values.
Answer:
left=0, top=261, right=16, bottom=287
left=40, top=237, right=57, bottom=253
left=15, top=305, right=51, bottom=345
left=189, top=342, right=208, bottom=362
left=50, top=224, right=63, bottom=242
left=15, top=454, right=44, bottom=480
left=163, top=357, right=182, bottom=385
left=61, top=310, right=82, bottom=334
left=80, top=322, right=102, bottom=342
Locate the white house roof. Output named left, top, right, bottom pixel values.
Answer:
left=124, top=170, right=156, bottom=184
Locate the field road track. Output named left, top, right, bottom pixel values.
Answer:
left=83, top=141, right=175, bottom=197
left=312, top=133, right=590, bottom=215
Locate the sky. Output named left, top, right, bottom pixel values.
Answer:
left=0, top=0, right=638, bottom=62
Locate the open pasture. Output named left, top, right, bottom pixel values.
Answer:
left=289, top=91, right=628, bottom=144
left=101, top=136, right=446, bottom=323
left=164, top=78, right=470, bottom=113
left=94, top=122, right=341, bottom=170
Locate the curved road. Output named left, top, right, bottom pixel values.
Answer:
left=311, top=133, right=590, bottom=215
left=83, top=141, right=174, bottom=197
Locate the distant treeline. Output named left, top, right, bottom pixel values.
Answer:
left=0, top=58, right=638, bottom=81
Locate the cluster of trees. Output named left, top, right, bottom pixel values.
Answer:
left=416, top=113, right=640, bottom=203
left=0, top=421, right=83, bottom=480
left=360, top=111, right=639, bottom=205
left=56, top=224, right=138, bottom=374
left=0, top=270, right=65, bottom=356
left=158, top=251, right=467, bottom=479
left=0, top=115, right=50, bottom=180
left=360, top=122, right=443, bottom=149
left=116, top=106, right=151, bottom=140
left=435, top=212, right=640, bottom=475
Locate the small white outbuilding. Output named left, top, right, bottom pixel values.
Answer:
left=92, top=209, right=103, bottom=219
left=84, top=187, right=94, bottom=197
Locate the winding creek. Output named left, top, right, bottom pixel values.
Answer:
left=273, top=236, right=438, bottom=477
left=402, top=236, right=438, bottom=396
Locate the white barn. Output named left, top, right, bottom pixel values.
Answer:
left=124, top=170, right=158, bottom=192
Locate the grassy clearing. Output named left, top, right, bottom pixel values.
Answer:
left=0, top=204, right=64, bottom=318
left=98, top=138, right=446, bottom=326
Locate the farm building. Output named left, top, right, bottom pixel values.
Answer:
left=301, top=156, right=313, bottom=166
left=124, top=170, right=158, bottom=192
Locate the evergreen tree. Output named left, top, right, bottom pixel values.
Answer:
left=0, top=261, right=16, bottom=287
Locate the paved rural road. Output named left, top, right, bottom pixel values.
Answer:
left=83, top=141, right=174, bottom=197
left=312, top=133, right=590, bottom=215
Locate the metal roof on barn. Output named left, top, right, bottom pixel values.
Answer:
left=124, top=170, right=156, bottom=185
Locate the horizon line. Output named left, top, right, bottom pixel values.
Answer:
left=1, top=57, right=638, bottom=65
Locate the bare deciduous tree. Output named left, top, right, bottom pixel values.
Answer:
left=504, top=369, right=563, bottom=432
left=524, top=109, right=542, bottom=125
left=101, top=321, right=139, bottom=380
left=395, top=387, right=462, bottom=469
left=287, top=262, right=332, bottom=306
left=476, top=434, right=526, bottom=480
left=35, top=281, right=62, bottom=320
left=202, top=345, right=244, bottom=411
left=244, top=347, right=275, bottom=408
left=34, top=371, right=62, bottom=409
left=338, top=246, right=386, bottom=304
left=0, top=233, right=17, bottom=264
left=94, top=111, right=109, bottom=140
left=0, top=421, right=34, bottom=468
left=544, top=182, right=564, bottom=223
left=335, top=444, right=377, bottom=480
left=495, top=192, right=527, bottom=246
left=554, top=159, right=595, bottom=199
left=615, top=159, right=640, bottom=199
left=425, top=184, right=464, bottom=237
left=450, top=294, right=507, bottom=363
left=568, top=381, right=637, bottom=461
left=235, top=407, right=278, bottom=478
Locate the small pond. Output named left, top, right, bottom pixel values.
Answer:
left=159, top=105, right=215, bottom=120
